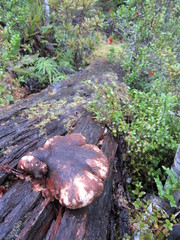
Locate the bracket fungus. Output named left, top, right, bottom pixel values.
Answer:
left=17, top=133, right=109, bottom=209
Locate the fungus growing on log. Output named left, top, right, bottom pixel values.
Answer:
left=17, top=133, right=109, bottom=209
left=17, top=155, right=48, bottom=179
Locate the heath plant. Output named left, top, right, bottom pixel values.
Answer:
left=113, top=0, right=180, bottom=96
left=88, top=81, right=180, bottom=187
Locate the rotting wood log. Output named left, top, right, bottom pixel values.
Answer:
left=16, top=198, right=55, bottom=240
left=0, top=112, right=118, bottom=240
left=0, top=60, right=126, bottom=239
left=0, top=180, right=42, bottom=239
left=0, top=180, right=55, bottom=240
left=0, top=60, right=125, bottom=184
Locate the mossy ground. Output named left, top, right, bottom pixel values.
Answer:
left=86, top=42, right=122, bottom=63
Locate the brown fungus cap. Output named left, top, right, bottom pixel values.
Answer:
left=17, top=152, right=48, bottom=179
left=17, top=133, right=109, bottom=209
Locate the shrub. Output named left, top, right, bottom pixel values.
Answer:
left=113, top=0, right=180, bottom=95
left=88, top=80, right=179, bottom=238
left=155, top=166, right=180, bottom=207
left=88, top=81, right=180, bottom=186
left=50, top=0, right=102, bottom=68
left=0, top=0, right=44, bottom=63
left=127, top=182, right=177, bottom=239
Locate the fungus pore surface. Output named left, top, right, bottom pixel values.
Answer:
left=17, top=133, right=109, bottom=209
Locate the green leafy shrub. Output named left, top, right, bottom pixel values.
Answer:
left=155, top=166, right=180, bottom=207
left=0, top=83, right=14, bottom=107
left=127, top=182, right=177, bottom=239
left=50, top=0, right=102, bottom=68
left=2, top=32, right=21, bottom=61
left=88, top=82, right=180, bottom=186
left=0, top=0, right=45, bottom=62
left=113, top=0, right=180, bottom=94
left=0, top=70, right=15, bottom=106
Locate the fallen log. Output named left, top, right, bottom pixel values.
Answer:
left=0, top=180, right=45, bottom=239
left=16, top=198, right=55, bottom=240
left=0, top=60, right=124, bottom=184
left=0, top=60, right=126, bottom=239
left=0, top=113, right=118, bottom=240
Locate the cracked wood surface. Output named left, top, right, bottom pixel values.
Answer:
left=0, top=60, right=123, bottom=184
left=0, top=60, right=123, bottom=239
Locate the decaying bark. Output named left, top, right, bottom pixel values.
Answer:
left=0, top=60, right=124, bottom=184
left=0, top=60, right=127, bottom=239
left=0, top=112, right=118, bottom=240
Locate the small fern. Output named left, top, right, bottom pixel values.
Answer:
left=35, top=57, right=66, bottom=84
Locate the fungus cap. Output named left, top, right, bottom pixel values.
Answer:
left=17, top=133, right=109, bottom=209
left=17, top=154, right=48, bottom=179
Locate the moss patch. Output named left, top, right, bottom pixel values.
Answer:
left=21, top=99, right=67, bottom=129
left=22, top=93, right=87, bottom=131
left=86, top=42, right=122, bottom=63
